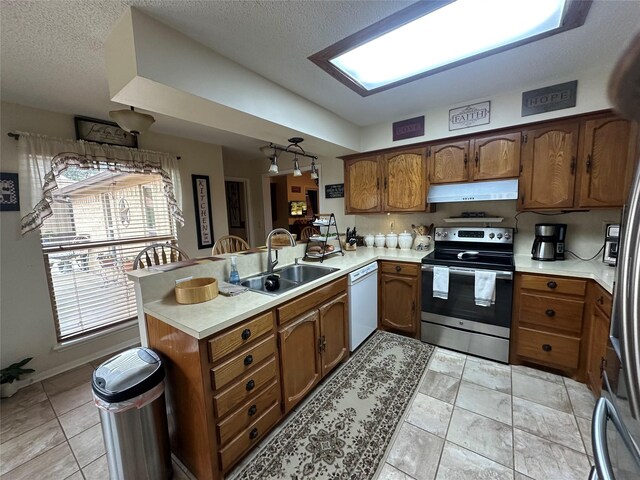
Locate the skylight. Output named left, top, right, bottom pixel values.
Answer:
left=310, top=0, right=589, bottom=96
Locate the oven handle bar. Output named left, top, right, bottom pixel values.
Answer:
left=421, top=264, right=513, bottom=280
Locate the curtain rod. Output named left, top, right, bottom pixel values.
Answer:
left=7, top=132, right=180, bottom=159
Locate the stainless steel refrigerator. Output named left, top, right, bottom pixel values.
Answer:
left=591, top=30, right=640, bottom=480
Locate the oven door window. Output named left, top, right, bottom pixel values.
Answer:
left=422, top=269, right=512, bottom=329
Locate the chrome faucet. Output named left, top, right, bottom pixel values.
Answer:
left=266, top=228, right=296, bottom=275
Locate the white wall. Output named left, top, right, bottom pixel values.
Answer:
left=0, top=102, right=229, bottom=382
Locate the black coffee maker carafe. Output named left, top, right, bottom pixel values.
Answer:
left=532, top=223, right=567, bottom=261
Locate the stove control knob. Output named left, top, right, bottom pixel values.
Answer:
left=497, top=233, right=503, bottom=239
left=489, top=233, right=495, bottom=239
left=442, top=232, right=448, bottom=238
left=436, top=231, right=442, bottom=237
left=504, top=232, right=511, bottom=240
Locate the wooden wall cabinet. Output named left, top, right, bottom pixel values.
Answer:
left=585, top=284, right=613, bottom=396
left=344, top=155, right=382, bottom=213
left=428, top=140, right=470, bottom=184
left=277, top=279, right=349, bottom=412
left=472, top=131, right=521, bottom=181
left=379, top=261, right=420, bottom=339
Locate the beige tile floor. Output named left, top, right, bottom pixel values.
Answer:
left=0, top=347, right=596, bottom=480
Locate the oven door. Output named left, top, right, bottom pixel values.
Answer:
left=421, top=265, right=513, bottom=337
left=591, top=369, right=640, bottom=479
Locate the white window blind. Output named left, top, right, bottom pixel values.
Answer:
left=41, top=167, right=177, bottom=341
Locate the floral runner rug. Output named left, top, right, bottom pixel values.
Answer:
left=230, top=331, right=435, bottom=480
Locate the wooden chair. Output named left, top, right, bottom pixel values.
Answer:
left=300, top=226, right=320, bottom=241
left=133, top=243, right=189, bottom=270
left=212, top=235, right=250, bottom=255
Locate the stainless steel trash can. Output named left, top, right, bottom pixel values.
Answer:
left=92, top=348, right=172, bottom=480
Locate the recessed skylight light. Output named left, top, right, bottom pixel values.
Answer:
left=310, top=0, right=590, bottom=96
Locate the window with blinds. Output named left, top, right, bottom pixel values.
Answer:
left=41, top=167, right=178, bottom=341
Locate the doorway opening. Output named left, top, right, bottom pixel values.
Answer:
left=224, top=178, right=252, bottom=245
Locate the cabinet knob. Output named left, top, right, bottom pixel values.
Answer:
left=396, top=265, right=402, bottom=272
left=542, top=344, right=552, bottom=352
left=597, top=296, right=604, bottom=305
left=547, top=281, right=558, bottom=289
left=244, top=354, right=253, bottom=366
left=248, top=404, right=257, bottom=417
left=241, top=329, right=251, bottom=340
left=545, top=309, right=556, bottom=317
left=249, top=428, right=259, bottom=440
left=246, top=379, right=255, bottom=391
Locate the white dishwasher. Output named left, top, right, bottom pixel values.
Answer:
left=348, top=262, right=378, bottom=351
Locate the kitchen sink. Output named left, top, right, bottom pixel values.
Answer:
left=241, top=264, right=339, bottom=296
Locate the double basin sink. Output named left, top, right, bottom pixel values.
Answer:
left=241, top=264, right=339, bottom=296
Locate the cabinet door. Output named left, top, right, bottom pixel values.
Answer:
left=344, top=156, right=382, bottom=213
left=586, top=305, right=610, bottom=396
left=471, top=132, right=521, bottom=181
left=428, top=141, right=470, bottom=184
left=318, top=292, right=349, bottom=377
left=519, top=122, right=579, bottom=210
left=278, top=309, right=321, bottom=413
left=383, top=148, right=427, bottom=212
left=577, top=117, right=638, bottom=208
left=379, top=273, right=418, bottom=336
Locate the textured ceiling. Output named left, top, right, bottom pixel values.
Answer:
left=2, top=0, right=640, bottom=157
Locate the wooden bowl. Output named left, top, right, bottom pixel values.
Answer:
left=175, top=277, right=218, bottom=304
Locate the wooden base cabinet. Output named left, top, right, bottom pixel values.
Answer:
left=585, top=283, right=613, bottom=396
left=379, top=261, right=420, bottom=339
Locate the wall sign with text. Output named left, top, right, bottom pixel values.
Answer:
left=449, top=101, right=491, bottom=131
left=522, top=80, right=577, bottom=117
left=192, top=175, right=214, bottom=249
left=325, top=184, right=344, bottom=199
left=393, top=116, right=425, bottom=141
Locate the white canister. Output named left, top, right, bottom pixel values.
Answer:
left=364, top=234, right=375, bottom=247
left=398, top=231, right=413, bottom=250
left=386, top=232, right=398, bottom=249
left=414, top=235, right=432, bottom=251
left=374, top=233, right=386, bottom=248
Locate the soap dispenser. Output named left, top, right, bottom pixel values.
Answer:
left=229, top=255, right=240, bottom=285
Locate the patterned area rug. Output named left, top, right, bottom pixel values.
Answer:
left=231, top=331, right=435, bottom=480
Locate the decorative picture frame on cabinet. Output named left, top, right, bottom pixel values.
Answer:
left=0, top=172, right=20, bottom=211
left=74, top=115, right=138, bottom=148
left=192, top=175, right=214, bottom=249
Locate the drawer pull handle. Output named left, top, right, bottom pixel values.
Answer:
left=246, top=380, right=255, bottom=391
left=241, top=329, right=251, bottom=341
left=547, top=281, right=557, bottom=289
left=545, top=309, right=555, bottom=317
left=248, top=404, right=257, bottom=416
left=542, top=344, right=552, bottom=352
left=597, top=296, right=604, bottom=305
left=396, top=265, right=402, bottom=272
left=244, top=355, right=253, bottom=366
left=249, top=428, right=259, bottom=440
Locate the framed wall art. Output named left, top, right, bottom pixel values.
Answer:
left=0, top=172, right=20, bottom=211
left=192, top=175, right=214, bottom=250
left=74, top=115, right=138, bottom=148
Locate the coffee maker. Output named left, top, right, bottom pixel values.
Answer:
left=532, top=223, right=567, bottom=261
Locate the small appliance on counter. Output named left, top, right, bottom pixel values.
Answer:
left=531, top=223, right=566, bottom=261
left=603, top=223, right=620, bottom=266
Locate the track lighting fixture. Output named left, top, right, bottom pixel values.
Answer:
left=261, top=137, right=318, bottom=180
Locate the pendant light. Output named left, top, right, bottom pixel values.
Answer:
left=310, top=159, right=319, bottom=179
left=293, top=154, right=302, bottom=176
left=108, top=106, right=155, bottom=135
left=268, top=152, right=279, bottom=173
left=261, top=137, right=318, bottom=180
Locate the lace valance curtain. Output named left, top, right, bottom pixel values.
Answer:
left=17, top=132, right=184, bottom=235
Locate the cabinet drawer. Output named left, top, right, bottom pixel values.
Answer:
left=593, top=284, right=612, bottom=316
left=218, top=401, right=281, bottom=471
left=517, top=327, right=580, bottom=369
left=519, top=293, right=584, bottom=335
left=380, top=262, right=419, bottom=277
left=213, top=357, right=277, bottom=418
left=208, top=311, right=274, bottom=363
left=277, top=277, right=346, bottom=325
left=520, top=275, right=586, bottom=296
left=217, top=380, right=280, bottom=446
left=210, top=335, right=276, bottom=391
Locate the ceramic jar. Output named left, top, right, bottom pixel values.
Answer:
left=374, top=233, right=386, bottom=248
left=398, top=231, right=413, bottom=250
left=414, top=235, right=432, bottom=251
left=364, top=234, right=375, bottom=247
left=386, top=232, right=398, bottom=249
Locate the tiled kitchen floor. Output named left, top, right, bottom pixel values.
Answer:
left=0, top=347, right=596, bottom=480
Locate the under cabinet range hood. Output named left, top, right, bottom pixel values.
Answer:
left=427, top=179, right=519, bottom=203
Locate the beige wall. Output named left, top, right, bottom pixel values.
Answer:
left=0, top=101, right=228, bottom=382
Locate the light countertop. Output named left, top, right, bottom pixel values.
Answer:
left=137, top=248, right=615, bottom=340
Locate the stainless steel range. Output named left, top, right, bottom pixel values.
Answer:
left=421, top=227, right=515, bottom=363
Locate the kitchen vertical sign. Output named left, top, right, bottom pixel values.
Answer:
left=192, top=174, right=214, bottom=249
left=449, top=101, right=491, bottom=131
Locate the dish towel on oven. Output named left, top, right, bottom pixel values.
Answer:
left=433, top=266, right=450, bottom=300
left=475, top=270, right=497, bottom=307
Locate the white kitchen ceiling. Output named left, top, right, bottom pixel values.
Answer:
left=2, top=0, right=639, bottom=157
